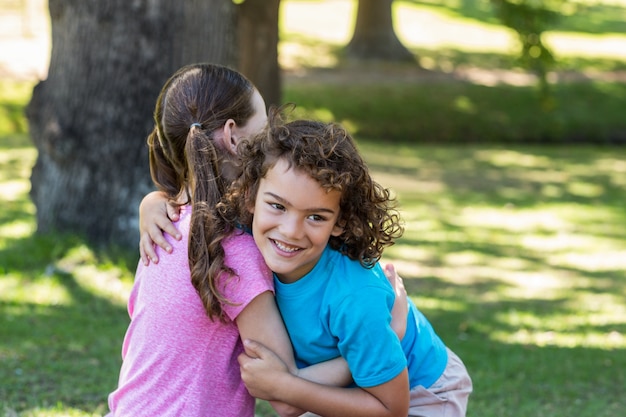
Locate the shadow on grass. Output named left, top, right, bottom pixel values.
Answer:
left=395, top=271, right=626, bottom=417
left=2, top=141, right=625, bottom=416
left=285, top=81, right=626, bottom=144
left=360, top=143, right=626, bottom=416
left=0, top=234, right=133, bottom=413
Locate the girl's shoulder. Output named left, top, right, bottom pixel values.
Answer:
left=223, top=232, right=271, bottom=276
left=222, top=230, right=256, bottom=253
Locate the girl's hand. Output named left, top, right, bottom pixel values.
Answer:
left=139, top=191, right=182, bottom=265
left=384, top=263, right=408, bottom=341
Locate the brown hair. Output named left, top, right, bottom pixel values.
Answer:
left=219, top=110, right=404, bottom=267
left=146, top=63, right=257, bottom=320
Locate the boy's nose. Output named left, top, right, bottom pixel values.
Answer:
left=280, top=215, right=303, bottom=240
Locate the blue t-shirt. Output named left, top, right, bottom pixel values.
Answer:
left=274, top=245, right=448, bottom=389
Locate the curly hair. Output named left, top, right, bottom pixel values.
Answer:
left=146, top=63, right=257, bottom=321
left=218, top=109, right=404, bottom=267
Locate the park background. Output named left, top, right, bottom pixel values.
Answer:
left=1, top=0, right=625, bottom=416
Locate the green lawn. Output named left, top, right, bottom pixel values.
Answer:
left=2, top=97, right=625, bottom=416
left=1, top=0, right=626, bottom=415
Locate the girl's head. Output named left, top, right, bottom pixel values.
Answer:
left=222, top=111, right=403, bottom=276
left=147, top=63, right=266, bottom=203
left=146, top=63, right=266, bottom=320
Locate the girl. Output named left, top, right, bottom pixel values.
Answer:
left=107, top=64, right=360, bottom=417
left=222, top=113, right=473, bottom=417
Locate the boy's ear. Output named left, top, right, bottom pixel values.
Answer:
left=331, top=223, right=344, bottom=237
left=246, top=190, right=255, bottom=214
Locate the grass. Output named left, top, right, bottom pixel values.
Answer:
left=2, top=0, right=626, bottom=416
left=284, top=81, right=626, bottom=143
left=1, top=81, right=625, bottom=416
left=278, top=0, right=626, bottom=144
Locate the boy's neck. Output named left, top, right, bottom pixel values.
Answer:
left=274, top=273, right=305, bottom=285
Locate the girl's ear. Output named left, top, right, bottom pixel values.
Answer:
left=220, top=119, right=238, bottom=154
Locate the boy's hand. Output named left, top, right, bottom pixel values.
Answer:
left=139, top=191, right=182, bottom=265
left=238, top=339, right=291, bottom=400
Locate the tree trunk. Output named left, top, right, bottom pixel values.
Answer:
left=26, top=0, right=237, bottom=248
left=346, top=0, right=415, bottom=62
left=237, top=0, right=282, bottom=108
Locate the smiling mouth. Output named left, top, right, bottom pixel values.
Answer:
left=271, top=239, right=302, bottom=253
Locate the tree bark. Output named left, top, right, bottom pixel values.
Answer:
left=26, top=0, right=237, bottom=248
left=237, top=0, right=282, bottom=108
left=346, top=0, right=415, bottom=62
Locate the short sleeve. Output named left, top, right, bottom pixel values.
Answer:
left=219, top=233, right=274, bottom=322
left=332, top=282, right=407, bottom=387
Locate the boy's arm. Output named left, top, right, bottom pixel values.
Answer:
left=239, top=339, right=409, bottom=417
left=263, top=263, right=406, bottom=390
left=139, top=191, right=181, bottom=265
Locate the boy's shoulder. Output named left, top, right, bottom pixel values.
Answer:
left=325, top=246, right=388, bottom=288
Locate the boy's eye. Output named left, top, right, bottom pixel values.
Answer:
left=308, top=214, right=325, bottom=222
left=270, top=202, right=285, bottom=211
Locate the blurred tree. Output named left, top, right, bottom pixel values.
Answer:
left=26, top=0, right=239, bottom=248
left=345, top=0, right=415, bottom=62
left=490, top=0, right=569, bottom=106
left=238, top=0, right=282, bottom=107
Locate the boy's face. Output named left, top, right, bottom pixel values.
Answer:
left=250, top=158, right=343, bottom=283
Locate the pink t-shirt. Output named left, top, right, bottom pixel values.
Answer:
left=107, top=206, right=273, bottom=417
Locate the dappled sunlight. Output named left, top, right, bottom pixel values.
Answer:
left=395, top=3, right=515, bottom=53
left=365, top=142, right=626, bottom=356
left=416, top=263, right=573, bottom=300
left=279, top=0, right=352, bottom=70
left=280, top=41, right=340, bottom=70
left=490, top=295, right=626, bottom=349
left=0, top=274, right=72, bottom=306
left=0, top=148, right=35, bottom=185
left=5, top=406, right=106, bottom=417
left=458, top=206, right=569, bottom=232
left=1, top=243, right=132, bottom=308
left=377, top=172, right=446, bottom=196
left=491, top=326, right=625, bottom=349
left=546, top=32, right=626, bottom=60
left=566, top=180, right=605, bottom=198
left=409, top=295, right=468, bottom=314
left=596, top=157, right=626, bottom=187
left=280, top=0, right=353, bottom=44
left=0, top=178, right=30, bottom=200
left=521, top=231, right=606, bottom=252
left=475, top=149, right=553, bottom=168
left=2, top=2, right=625, bottom=414
left=550, top=250, right=626, bottom=272
left=0, top=219, right=35, bottom=242
left=395, top=1, right=626, bottom=62
left=55, top=245, right=134, bottom=307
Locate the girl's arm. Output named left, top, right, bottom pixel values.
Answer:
left=239, top=339, right=410, bottom=417
left=236, top=292, right=353, bottom=417
left=239, top=266, right=408, bottom=417
left=139, top=191, right=181, bottom=265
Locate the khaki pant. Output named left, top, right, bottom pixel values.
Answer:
left=407, top=348, right=472, bottom=417
left=299, top=348, right=472, bottom=417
